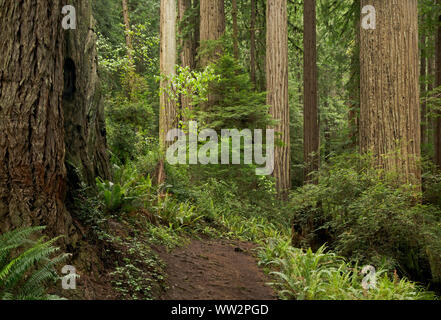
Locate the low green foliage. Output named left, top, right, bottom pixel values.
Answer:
left=264, top=245, right=435, bottom=300
left=0, top=227, right=68, bottom=300
left=96, top=165, right=155, bottom=214
left=290, top=153, right=441, bottom=287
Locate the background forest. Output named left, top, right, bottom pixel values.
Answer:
left=1, top=0, right=441, bottom=301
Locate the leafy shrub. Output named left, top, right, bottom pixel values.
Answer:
left=0, top=227, right=68, bottom=300
left=264, top=245, right=435, bottom=300
left=96, top=165, right=155, bottom=214
left=153, top=195, right=203, bottom=231
left=289, top=153, right=441, bottom=287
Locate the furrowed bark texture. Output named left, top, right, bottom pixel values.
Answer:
left=199, top=0, right=225, bottom=66
left=266, top=0, right=290, bottom=195
left=0, top=0, right=72, bottom=236
left=63, top=0, right=111, bottom=188
left=359, top=0, right=421, bottom=185
left=0, top=0, right=110, bottom=240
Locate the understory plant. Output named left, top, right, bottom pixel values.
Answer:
left=263, top=244, right=435, bottom=300
left=0, top=227, right=68, bottom=300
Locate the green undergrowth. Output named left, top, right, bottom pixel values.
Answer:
left=76, top=156, right=438, bottom=300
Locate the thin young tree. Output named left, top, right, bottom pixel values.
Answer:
left=435, top=0, right=441, bottom=167
left=303, top=0, right=320, bottom=184
left=250, top=0, right=257, bottom=87
left=232, top=0, right=239, bottom=60
left=122, top=0, right=133, bottom=62
left=266, top=0, right=290, bottom=196
left=359, top=0, right=421, bottom=185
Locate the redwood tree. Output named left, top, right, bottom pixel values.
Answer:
left=0, top=0, right=109, bottom=238
left=159, top=0, right=177, bottom=184
left=266, top=0, right=290, bottom=196
left=199, top=0, right=225, bottom=66
left=178, top=0, right=195, bottom=115
left=303, top=0, right=319, bottom=184
left=359, top=0, right=421, bottom=185
left=435, top=0, right=441, bottom=167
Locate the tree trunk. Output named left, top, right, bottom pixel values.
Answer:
left=435, top=1, right=441, bottom=167
left=266, top=0, right=290, bottom=196
left=0, top=0, right=71, bottom=237
left=63, top=0, right=111, bottom=189
left=359, top=0, right=421, bottom=186
left=159, top=0, right=177, bottom=184
left=178, top=0, right=194, bottom=117
left=193, top=0, right=200, bottom=66
left=429, top=46, right=435, bottom=148
left=250, top=0, right=257, bottom=87
left=199, top=0, right=225, bottom=66
left=232, top=0, right=239, bottom=60
left=348, top=0, right=360, bottom=148
left=122, top=0, right=133, bottom=62
left=303, top=0, right=319, bottom=184
left=0, top=0, right=110, bottom=240
left=199, top=0, right=225, bottom=111
left=421, top=26, right=427, bottom=147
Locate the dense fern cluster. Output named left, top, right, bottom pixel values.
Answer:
left=0, top=227, right=68, bottom=300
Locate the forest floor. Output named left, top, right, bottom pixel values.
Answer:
left=156, top=239, right=276, bottom=300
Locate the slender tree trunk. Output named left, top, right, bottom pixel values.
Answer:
left=348, top=0, right=360, bottom=148
left=266, top=0, right=290, bottom=196
left=122, top=0, right=133, bottom=62
left=199, top=0, right=225, bottom=66
left=0, top=0, right=72, bottom=237
left=435, top=1, right=441, bottom=167
left=250, top=0, right=257, bottom=87
left=429, top=53, right=435, bottom=147
left=159, top=0, right=177, bottom=184
left=232, top=0, right=239, bottom=60
left=303, top=0, right=319, bottom=184
left=178, top=0, right=194, bottom=117
left=193, top=0, right=200, bottom=65
left=421, top=27, right=427, bottom=147
left=359, top=0, right=421, bottom=186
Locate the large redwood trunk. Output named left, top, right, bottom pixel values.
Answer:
left=199, top=0, right=225, bottom=66
left=63, top=0, right=111, bottom=188
left=0, top=0, right=110, bottom=240
left=359, top=0, right=421, bottom=186
left=0, top=1, right=72, bottom=236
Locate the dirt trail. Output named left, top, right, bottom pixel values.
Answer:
left=156, top=239, right=277, bottom=300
